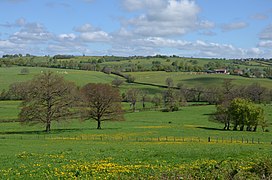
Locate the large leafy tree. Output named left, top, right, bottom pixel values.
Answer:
left=212, top=98, right=265, bottom=131
left=229, top=98, right=264, bottom=131
left=81, top=83, right=124, bottom=129
left=19, top=72, right=78, bottom=132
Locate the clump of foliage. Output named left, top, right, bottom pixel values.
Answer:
left=211, top=98, right=266, bottom=131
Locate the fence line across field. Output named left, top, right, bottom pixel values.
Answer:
left=0, top=135, right=271, bottom=144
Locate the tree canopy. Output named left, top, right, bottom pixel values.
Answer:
left=81, top=83, right=124, bottom=129
left=212, top=98, right=265, bottom=131
left=19, top=71, right=78, bottom=132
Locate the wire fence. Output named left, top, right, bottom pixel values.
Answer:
left=0, top=135, right=271, bottom=145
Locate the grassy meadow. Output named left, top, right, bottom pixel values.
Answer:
left=1, top=64, right=272, bottom=179
left=126, top=71, right=272, bottom=88
left=0, top=100, right=272, bottom=178
left=0, top=66, right=162, bottom=95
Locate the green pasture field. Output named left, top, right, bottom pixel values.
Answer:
left=0, top=100, right=272, bottom=178
left=0, top=66, right=115, bottom=90
left=101, top=57, right=232, bottom=69
left=1, top=64, right=272, bottom=178
left=0, top=101, right=20, bottom=122
left=126, top=71, right=272, bottom=88
left=0, top=66, right=163, bottom=95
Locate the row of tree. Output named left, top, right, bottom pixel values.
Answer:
left=3, top=75, right=272, bottom=111
left=2, top=55, right=272, bottom=79
left=17, top=72, right=123, bottom=132
left=1, top=70, right=271, bottom=132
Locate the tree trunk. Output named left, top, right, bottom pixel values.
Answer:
left=97, top=120, right=101, bottom=129
left=224, top=123, right=227, bottom=130
left=46, top=123, right=51, bottom=132
left=132, top=102, right=136, bottom=112
left=197, top=92, right=201, bottom=102
left=253, top=126, right=257, bottom=132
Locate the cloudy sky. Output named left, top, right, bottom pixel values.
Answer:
left=0, top=0, right=271, bottom=58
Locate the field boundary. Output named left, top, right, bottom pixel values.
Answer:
left=0, top=135, right=271, bottom=145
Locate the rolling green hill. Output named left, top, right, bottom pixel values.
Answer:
left=0, top=56, right=272, bottom=179
left=125, top=71, right=272, bottom=88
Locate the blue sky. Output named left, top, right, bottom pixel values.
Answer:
left=0, top=0, right=271, bottom=58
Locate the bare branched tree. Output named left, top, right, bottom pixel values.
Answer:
left=81, top=83, right=124, bottom=129
left=19, top=71, right=78, bottom=132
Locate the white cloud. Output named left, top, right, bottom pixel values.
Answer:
left=46, top=44, right=86, bottom=55
left=221, top=22, right=248, bottom=32
left=259, top=24, right=272, bottom=40
left=122, top=0, right=165, bottom=11
left=258, top=40, right=272, bottom=47
left=0, top=40, right=18, bottom=48
left=122, top=0, right=213, bottom=36
left=10, top=22, right=53, bottom=43
left=79, top=31, right=111, bottom=42
left=57, top=33, right=76, bottom=41
left=74, top=23, right=98, bottom=32
left=111, top=36, right=266, bottom=58
left=75, top=24, right=112, bottom=42
left=0, top=39, right=29, bottom=56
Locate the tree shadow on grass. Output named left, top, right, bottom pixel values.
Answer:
left=196, top=126, right=226, bottom=131
left=0, top=127, right=121, bottom=135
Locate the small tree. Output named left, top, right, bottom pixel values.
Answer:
left=19, top=71, right=78, bottom=132
left=246, top=82, right=267, bottom=103
left=162, top=88, right=179, bottom=112
left=111, top=77, right=124, bottom=87
left=8, top=81, right=30, bottom=100
left=210, top=102, right=231, bottom=130
left=152, top=94, right=162, bottom=110
left=259, top=118, right=269, bottom=132
left=81, top=83, right=124, bottom=129
left=20, top=68, right=30, bottom=75
left=139, top=90, right=149, bottom=109
left=165, top=77, right=174, bottom=88
left=127, top=88, right=140, bottom=111
left=126, top=74, right=135, bottom=83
